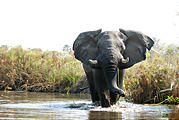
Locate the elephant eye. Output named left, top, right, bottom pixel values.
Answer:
left=118, top=45, right=125, bottom=52
left=121, top=46, right=124, bottom=51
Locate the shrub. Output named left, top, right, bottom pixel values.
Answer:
left=124, top=45, right=179, bottom=104
left=0, top=46, right=85, bottom=92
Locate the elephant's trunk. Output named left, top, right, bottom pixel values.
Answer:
left=88, top=51, right=127, bottom=97
left=98, top=51, right=125, bottom=97
left=103, top=63, right=125, bottom=97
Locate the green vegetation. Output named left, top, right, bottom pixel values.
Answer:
left=124, top=44, right=179, bottom=104
left=159, top=96, right=179, bottom=104
left=0, top=44, right=178, bottom=104
left=0, top=46, right=85, bottom=93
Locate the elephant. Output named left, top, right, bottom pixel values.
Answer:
left=73, top=28, right=154, bottom=107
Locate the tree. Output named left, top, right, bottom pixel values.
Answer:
left=62, top=45, right=71, bottom=52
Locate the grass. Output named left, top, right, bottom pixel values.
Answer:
left=0, top=46, right=85, bottom=93
left=0, top=45, right=178, bottom=104
left=124, top=45, right=179, bottom=104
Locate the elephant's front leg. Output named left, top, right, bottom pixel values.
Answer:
left=83, top=64, right=99, bottom=103
left=92, top=69, right=111, bottom=107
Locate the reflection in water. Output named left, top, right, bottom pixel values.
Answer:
left=0, top=91, right=178, bottom=120
left=89, top=111, right=122, bottom=120
left=169, top=105, right=179, bottom=120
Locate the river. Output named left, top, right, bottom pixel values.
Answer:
left=0, top=91, right=178, bottom=120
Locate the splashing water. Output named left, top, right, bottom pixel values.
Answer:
left=0, top=91, right=177, bottom=120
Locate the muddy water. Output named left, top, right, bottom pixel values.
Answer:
left=0, top=91, right=178, bottom=120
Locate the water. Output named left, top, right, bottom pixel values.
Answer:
left=0, top=91, right=178, bottom=120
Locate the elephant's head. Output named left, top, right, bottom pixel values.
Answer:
left=73, top=29, right=154, bottom=95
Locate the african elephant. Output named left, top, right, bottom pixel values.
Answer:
left=73, top=28, right=154, bottom=107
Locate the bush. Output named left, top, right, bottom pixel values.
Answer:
left=0, top=46, right=85, bottom=92
left=124, top=45, right=179, bottom=104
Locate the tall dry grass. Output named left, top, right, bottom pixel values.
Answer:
left=124, top=45, right=179, bottom=104
left=0, top=46, right=85, bottom=93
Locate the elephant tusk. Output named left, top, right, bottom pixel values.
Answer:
left=89, top=59, right=98, bottom=64
left=121, top=57, right=129, bottom=64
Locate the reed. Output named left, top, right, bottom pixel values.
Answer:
left=124, top=45, right=179, bottom=104
left=0, top=46, right=85, bottom=93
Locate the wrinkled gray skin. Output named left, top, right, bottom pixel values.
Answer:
left=73, top=28, right=154, bottom=107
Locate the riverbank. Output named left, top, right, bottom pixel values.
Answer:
left=0, top=45, right=178, bottom=104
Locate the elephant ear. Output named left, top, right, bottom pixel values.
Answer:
left=119, top=29, right=154, bottom=69
left=73, top=29, right=102, bottom=65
